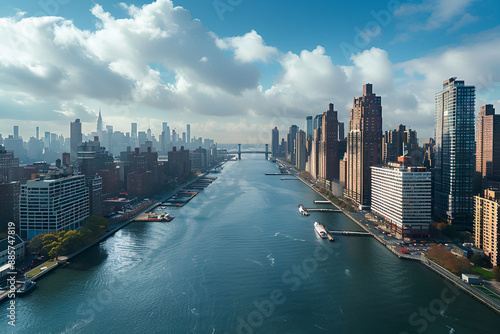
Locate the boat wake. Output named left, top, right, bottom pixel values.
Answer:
left=267, top=252, right=275, bottom=266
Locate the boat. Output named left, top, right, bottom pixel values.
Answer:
left=298, top=204, right=310, bottom=216
left=314, top=222, right=328, bottom=239
left=147, top=213, right=175, bottom=222
left=16, top=278, right=36, bottom=295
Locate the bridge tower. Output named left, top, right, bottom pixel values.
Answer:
left=265, top=144, right=269, bottom=159
left=238, top=144, right=241, bottom=160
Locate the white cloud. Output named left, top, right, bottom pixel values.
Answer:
left=216, top=30, right=279, bottom=63
left=0, top=0, right=499, bottom=143
left=395, top=0, right=477, bottom=32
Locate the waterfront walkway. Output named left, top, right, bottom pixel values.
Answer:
left=284, top=163, right=500, bottom=316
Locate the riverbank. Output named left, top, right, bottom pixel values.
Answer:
left=291, top=171, right=500, bottom=316
left=19, top=168, right=223, bottom=285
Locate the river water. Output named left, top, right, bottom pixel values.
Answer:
left=2, top=156, right=499, bottom=333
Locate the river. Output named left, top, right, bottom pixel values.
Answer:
left=2, top=156, right=499, bottom=333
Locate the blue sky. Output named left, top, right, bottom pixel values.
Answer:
left=0, top=0, right=499, bottom=142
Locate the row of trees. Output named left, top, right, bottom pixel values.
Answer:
left=28, top=216, right=109, bottom=260
left=427, top=244, right=472, bottom=275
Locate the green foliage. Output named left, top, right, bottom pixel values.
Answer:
left=493, top=266, right=500, bottom=282
left=27, top=233, right=45, bottom=254
left=31, top=216, right=109, bottom=259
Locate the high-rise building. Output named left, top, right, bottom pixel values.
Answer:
left=187, top=124, right=191, bottom=146
left=44, top=131, right=50, bottom=149
left=345, top=83, right=382, bottom=209
left=0, top=145, right=20, bottom=183
left=13, top=126, right=19, bottom=139
left=0, top=181, right=20, bottom=232
left=306, top=116, right=313, bottom=138
left=433, top=78, right=475, bottom=230
left=474, top=189, right=500, bottom=266
left=313, top=114, right=323, bottom=131
left=371, top=165, right=431, bottom=239
left=318, top=103, right=339, bottom=185
left=36, top=127, right=39, bottom=140
left=19, top=175, right=89, bottom=239
left=97, top=109, right=103, bottom=138
left=272, top=127, right=279, bottom=158
left=295, top=130, right=306, bottom=170
left=287, top=125, right=298, bottom=163
left=382, top=124, right=418, bottom=164
left=338, top=122, right=345, bottom=141
left=476, top=104, right=500, bottom=179
left=70, top=119, right=82, bottom=163
left=131, top=122, right=138, bottom=144
left=168, top=146, right=191, bottom=179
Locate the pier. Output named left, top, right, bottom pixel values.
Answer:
left=329, top=230, right=371, bottom=236
left=322, top=225, right=335, bottom=242
left=313, top=200, right=332, bottom=204
left=305, top=208, right=341, bottom=212
left=265, top=173, right=291, bottom=175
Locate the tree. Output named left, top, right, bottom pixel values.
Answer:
left=28, top=234, right=45, bottom=254
left=493, top=266, right=500, bottom=282
left=427, top=244, right=472, bottom=274
left=60, top=230, right=84, bottom=254
left=48, top=244, right=64, bottom=260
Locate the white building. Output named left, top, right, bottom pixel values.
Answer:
left=19, top=175, right=89, bottom=240
left=371, top=165, right=431, bottom=239
left=0, top=234, right=25, bottom=267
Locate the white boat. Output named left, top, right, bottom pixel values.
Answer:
left=298, top=204, right=310, bottom=216
left=314, top=222, right=328, bottom=239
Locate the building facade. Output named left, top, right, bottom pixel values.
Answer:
left=476, top=104, right=500, bottom=179
left=345, top=84, right=382, bottom=209
left=295, top=130, right=306, bottom=170
left=19, top=175, right=89, bottom=240
left=433, top=78, right=475, bottom=230
left=272, top=127, right=280, bottom=158
left=318, top=103, right=339, bottom=185
left=371, top=166, right=431, bottom=239
left=474, top=189, right=500, bottom=266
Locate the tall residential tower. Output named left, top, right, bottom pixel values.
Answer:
left=433, top=77, right=475, bottom=230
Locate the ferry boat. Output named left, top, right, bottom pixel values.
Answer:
left=298, top=204, right=310, bottom=216
left=314, top=222, right=328, bottom=239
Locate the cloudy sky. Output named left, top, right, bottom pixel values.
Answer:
left=0, top=0, right=499, bottom=143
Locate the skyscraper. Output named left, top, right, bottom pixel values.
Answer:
left=187, top=124, right=191, bottom=146
left=272, top=127, right=279, bottom=157
left=338, top=122, right=345, bottom=141
left=70, top=119, right=82, bottom=163
left=345, top=83, right=382, bottom=209
left=36, top=126, right=39, bottom=140
left=382, top=124, right=418, bottom=164
left=97, top=109, right=103, bottom=135
left=476, top=104, right=500, bottom=179
left=318, top=103, right=339, bottom=185
left=131, top=123, right=138, bottom=147
left=433, top=77, right=475, bottom=230
left=296, top=130, right=306, bottom=170
left=13, top=126, right=19, bottom=139
left=306, top=116, right=313, bottom=138
left=288, top=125, right=298, bottom=163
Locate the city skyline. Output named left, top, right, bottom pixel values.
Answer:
left=1, top=0, right=500, bottom=142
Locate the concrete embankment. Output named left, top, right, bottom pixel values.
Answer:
left=293, top=173, right=500, bottom=316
